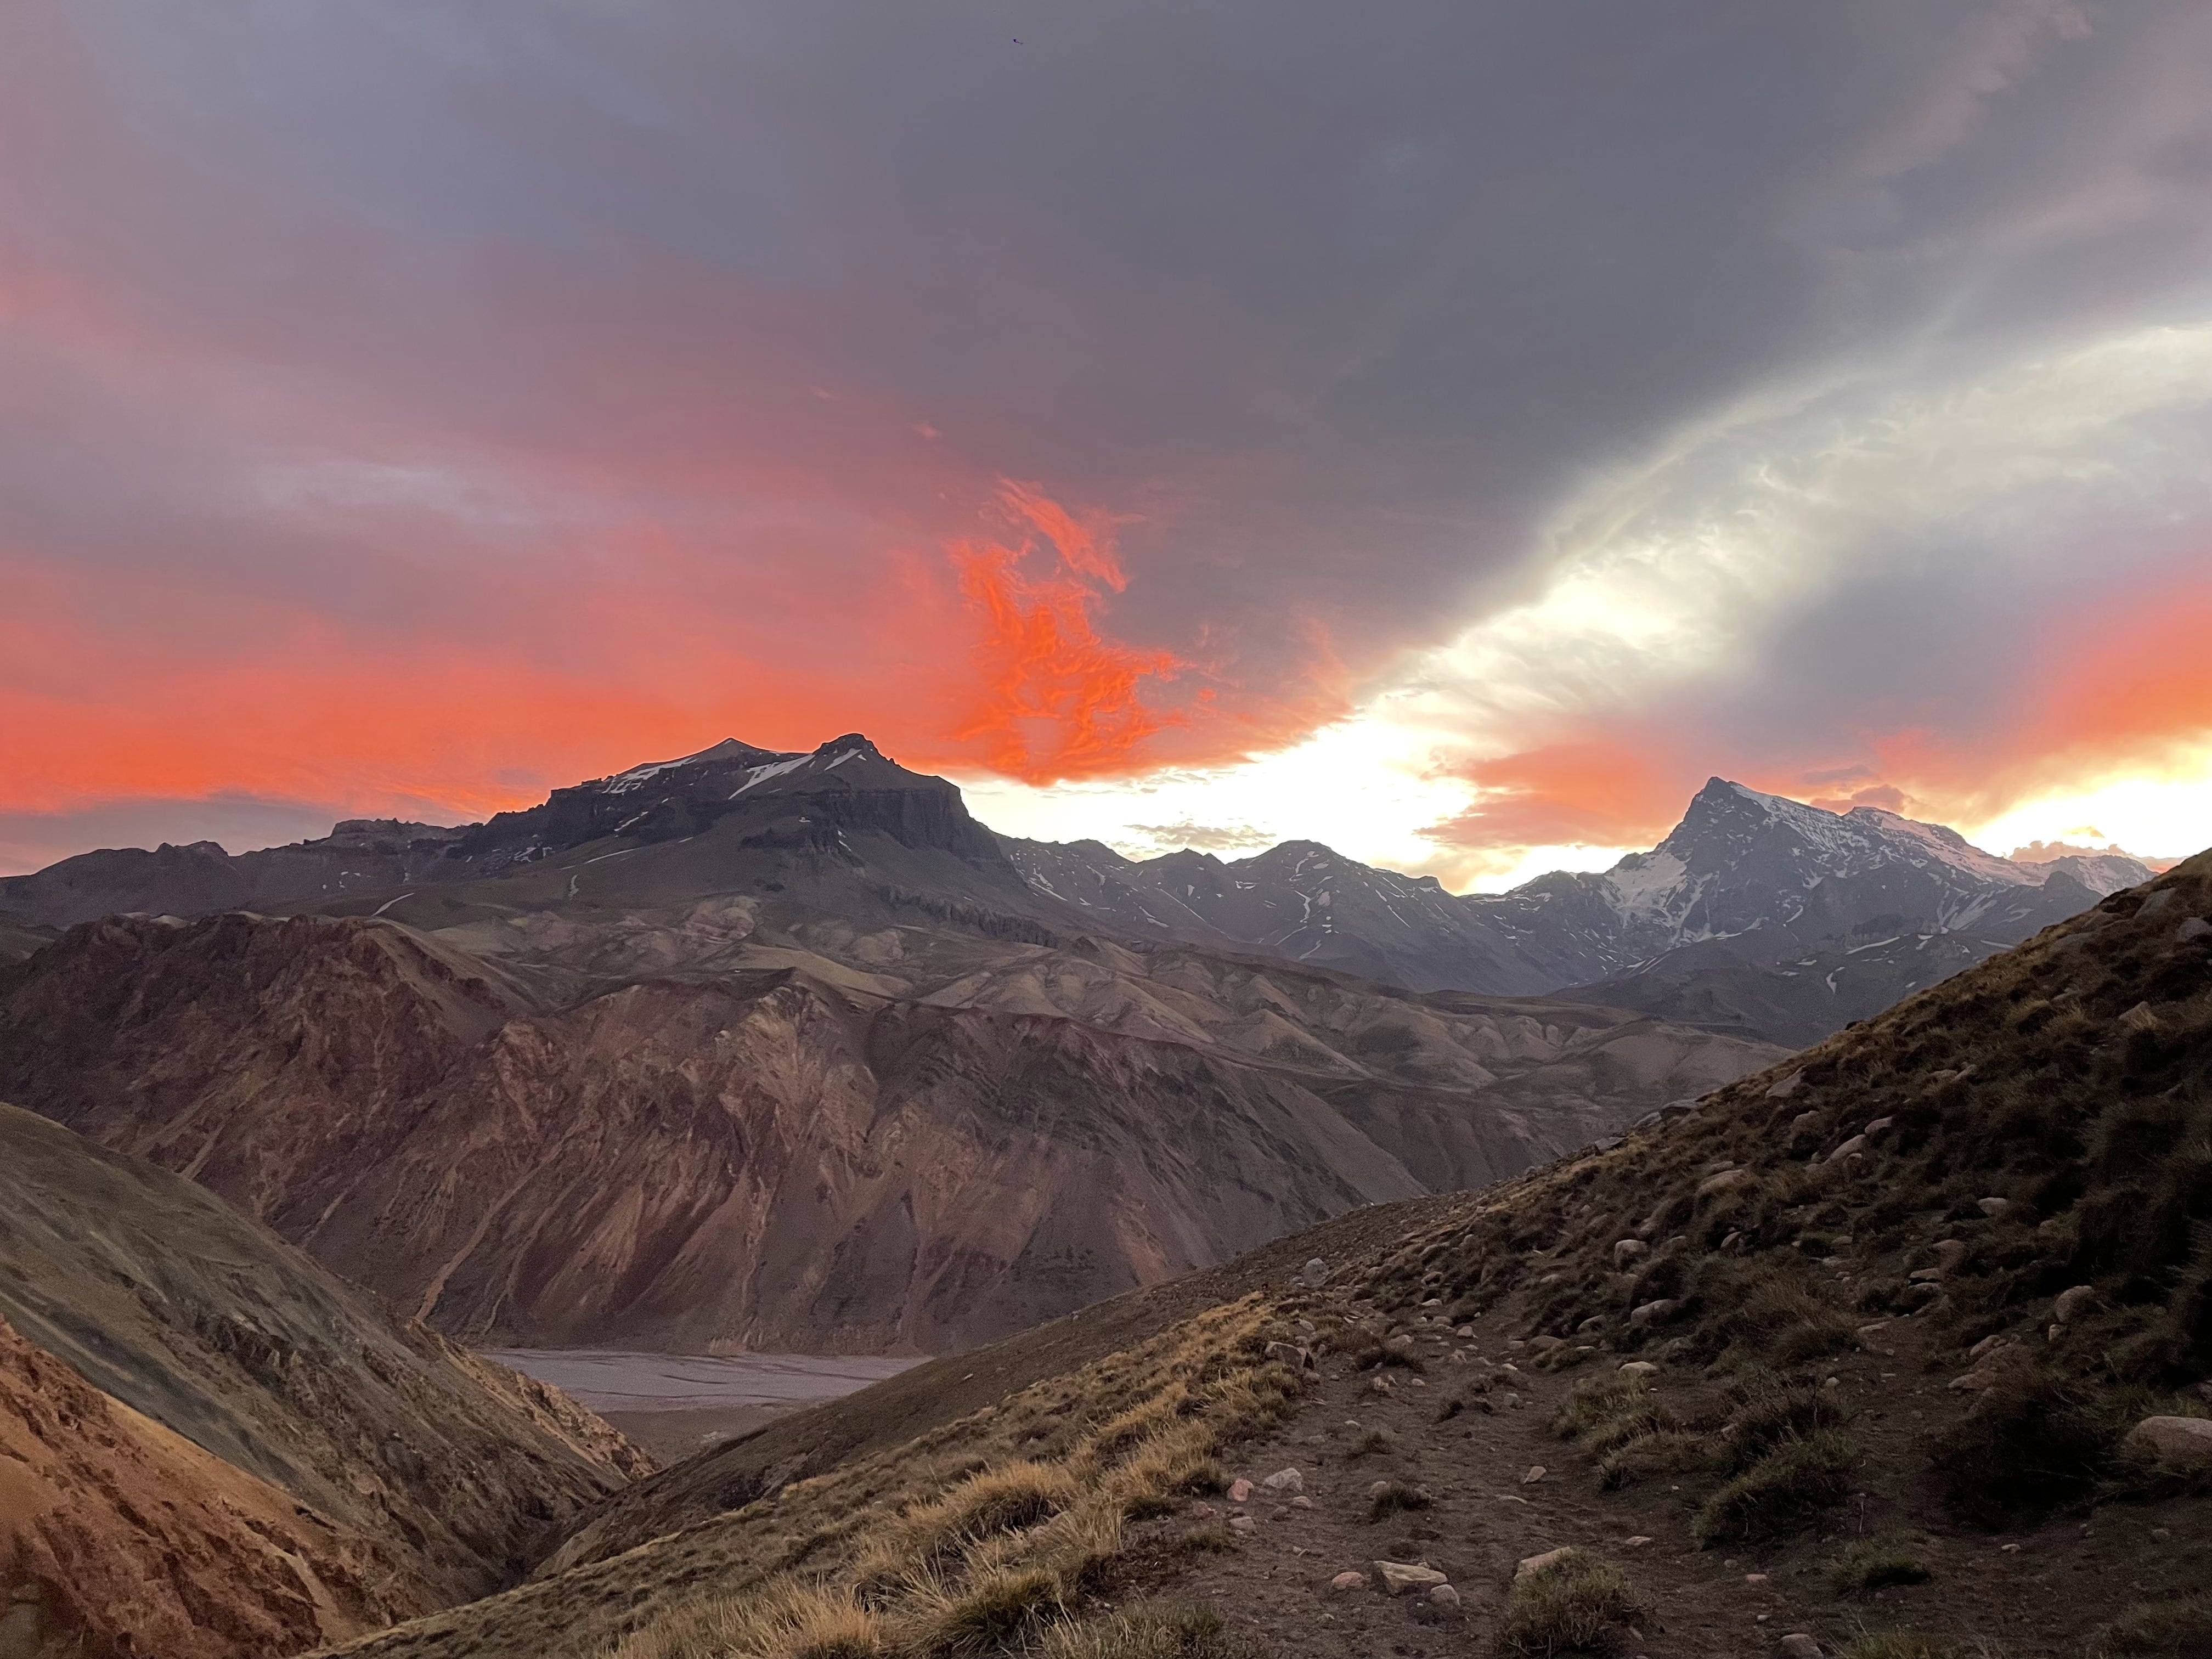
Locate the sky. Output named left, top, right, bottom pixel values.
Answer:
left=3, top=1, right=2210, bottom=888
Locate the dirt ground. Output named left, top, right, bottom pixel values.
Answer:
left=1117, top=1286, right=2212, bottom=1658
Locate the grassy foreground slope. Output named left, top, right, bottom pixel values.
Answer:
left=328, top=851, right=2212, bottom=1659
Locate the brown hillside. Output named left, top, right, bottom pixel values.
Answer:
left=0, top=909, right=1776, bottom=1353
left=325, top=852, right=2212, bottom=1659
left=0, top=1103, right=644, bottom=1659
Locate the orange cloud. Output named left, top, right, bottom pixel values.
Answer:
left=1425, top=737, right=1692, bottom=851
left=1857, top=574, right=2212, bottom=826
left=946, top=484, right=1183, bottom=782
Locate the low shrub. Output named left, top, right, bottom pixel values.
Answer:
left=1693, top=1429, right=1859, bottom=1545
left=1496, top=1550, right=1644, bottom=1656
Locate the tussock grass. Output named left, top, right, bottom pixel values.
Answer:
left=1364, top=1479, right=1431, bottom=1521
left=2095, top=1594, right=2212, bottom=1657
left=1835, top=1636, right=1994, bottom=1659
left=1692, top=1429, right=1860, bottom=1545
left=1496, top=1549, right=1643, bottom=1656
left=1033, top=1601, right=1261, bottom=1659
left=598, top=1296, right=1309, bottom=1659
left=1827, top=1530, right=1934, bottom=1593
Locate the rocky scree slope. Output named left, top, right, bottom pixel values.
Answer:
left=0, top=902, right=1776, bottom=1355
left=0, top=1103, right=644, bottom=1659
left=304, top=848, right=2212, bottom=1659
left=1008, top=779, right=2153, bottom=1046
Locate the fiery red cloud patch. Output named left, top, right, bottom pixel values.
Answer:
left=948, top=484, right=1184, bottom=782
left=1426, top=738, right=1695, bottom=853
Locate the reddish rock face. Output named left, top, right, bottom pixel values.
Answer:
left=0, top=1103, right=643, bottom=1659
left=0, top=908, right=1779, bottom=1355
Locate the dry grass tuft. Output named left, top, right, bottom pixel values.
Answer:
left=1827, top=1530, right=1934, bottom=1593
left=2094, top=1595, right=2212, bottom=1658
left=1495, top=1549, right=1643, bottom=1656
left=1692, top=1429, right=1860, bottom=1546
left=1032, top=1600, right=1262, bottom=1659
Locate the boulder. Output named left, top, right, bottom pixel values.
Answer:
left=1515, top=1547, right=1576, bottom=1582
left=2125, top=1417, right=2212, bottom=1468
left=1697, top=1168, right=1756, bottom=1199
left=1934, top=1238, right=1970, bottom=1272
left=1296, top=1258, right=1330, bottom=1289
left=1228, top=1478, right=1253, bottom=1503
left=1949, top=1343, right=2035, bottom=1393
left=1227, top=1514, right=1256, bottom=1534
left=2053, top=1285, right=2097, bottom=1324
left=1822, top=1135, right=1867, bottom=1164
left=1521, top=1465, right=1547, bottom=1484
left=1260, top=1468, right=1304, bottom=1496
left=2177, top=916, right=2212, bottom=944
left=1779, top=1636, right=1823, bottom=1659
left=1863, top=1116, right=1893, bottom=1136
left=1612, top=1238, right=1649, bottom=1268
left=1329, top=1571, right=1368, bottom=1593
left=1372, top=1560, right=1448, bottom=1596
left=1527, top=1336, right=1565, bottom=1355
left=1264, top=1341, right=1316, bottom=1371
left=1629, top=1299, right=1681, bottom=1329
left=1978, top=1197, right=2015, bottom=1218
left=1766, top=1071, right=1804, bottom=1099
left=1618, top=1361, right=1660, bottom=1379
left=1427, top=1584, right=1462, bottom=1609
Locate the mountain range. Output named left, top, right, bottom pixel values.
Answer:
left=1006, top=777, right=2153, bottom=1045
left=0, top=736, right=1778, bottom=1357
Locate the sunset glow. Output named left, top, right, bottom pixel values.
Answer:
left=3, top=4, right=2209, bottom=881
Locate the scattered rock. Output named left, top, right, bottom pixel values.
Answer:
left=1228, top=1478, right=1254, bottom=1503
left=1789, top=1110, right=1822, bottom=1135
left=1968, top=1333, right=2009, bottom=1361
left=1821, top=1135, right=1867, bottom=1165
left=1619, top=1361, right=1660, bottom=1379
left=1447, top=1350, right=1469, bottom=1365
left=1453, top=1325, right=1475, bottom=1338
left=1629, top=1299, right=1681, bottom=1329
left=1697, top=1168, right=1756, bottom=1199
left=1515, top=1547, right=1575, bottom=1582
left=1624, top=1535, right=1652, bottom=1547
left=1766, top=1071, right=1804, bottom=1100
left=1863, top=1116, right=1893, bottom=1136
left=1744, top=1572, right=1769, bottom=1584
left=1934, top=1238, right=1970, bottom=1272
left=1296, top=1258, right=1330, bottom=1289
left=1613, top=1239, right=1649, bottom=1268
left=1521, top=1465, right=1547, bottom=1484
left=1369, top=1375, right=1396, bottom=1397
left=1227, top=1514, right=1256, bottom=1534
left=2177, top=916, right=2212, bottom=944
left=1855, top=1322, right=1893, bottom=1355
left=1427, top=1584, right=1461, bottom=1609
left=1289, top=1496, right=1313, bottom=1509
left=1264, top=1341, right=1316, bottom=1371
left=1778, top=1635, right=1823, bottom=1659
left=2125, top=1416, right=2212, bottom=1468
left=1373, top=1560, right=1448, bottom=1596
left=1527, top=1335, right=1565, bottom=1356
left=1978, top=1197, right=2014, bottom=1218
left=1329, top=1570, right=1368, bottom=1593
left=2053, top=1285, right=2097, bottom=1323
left=1261, top=1468, right=1304, bottom=1495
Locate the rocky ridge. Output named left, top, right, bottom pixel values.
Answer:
left=0, top=1102, right=644, bottom=1659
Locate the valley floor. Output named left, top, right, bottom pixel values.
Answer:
left=486, top=1351, right=922, bottom=1463
left=1115, top=1288, right=2212, bottom=1658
